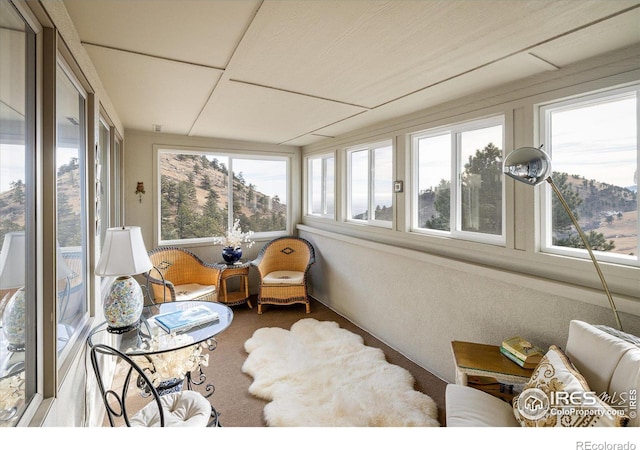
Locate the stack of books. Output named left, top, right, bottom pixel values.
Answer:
left=500, top=336, right=545, bottom=369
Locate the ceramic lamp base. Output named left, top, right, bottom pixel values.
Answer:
left=2, top=288, right=25, bottom=351
left=103, top=276, right=144, bottom=334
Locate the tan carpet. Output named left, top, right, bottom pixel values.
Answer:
left=202, top=297, right=447, bottom=427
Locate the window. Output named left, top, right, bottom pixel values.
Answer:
left=157, top=149, right=289, bottom=244
left=98, top=115, right=110, bottom=247
left=0, top=0, right=36, bottom=426
left=55, top=61, right=88, bottom=360
left=307, top=153, right=335, bottom=218
left=412, top=117, right=504, bottom=243
left=347, top=141, right=393, bottom=226
left=540, top=85, right=639, bottom=266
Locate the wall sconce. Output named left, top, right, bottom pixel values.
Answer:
left=135, top=182, right=145, bottom=203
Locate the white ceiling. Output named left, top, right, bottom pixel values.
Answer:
left=62, top=0, right=640, bottom=147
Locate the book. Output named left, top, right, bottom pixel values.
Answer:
left=500, top=345, right=538, bottom=369
left=154, top=305, right=219, bottom=333
left=501, top=336, right=545, bottom=365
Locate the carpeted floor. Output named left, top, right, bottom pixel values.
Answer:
left=201, top=296, right=447, bottom=427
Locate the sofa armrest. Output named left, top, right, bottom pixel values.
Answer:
left=445, top=384, right=519, bottom=427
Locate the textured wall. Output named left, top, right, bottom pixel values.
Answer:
left=299, top=228, right=640, bottom=383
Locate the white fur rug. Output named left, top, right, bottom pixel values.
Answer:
left=241, top=318, right=439, bottom=427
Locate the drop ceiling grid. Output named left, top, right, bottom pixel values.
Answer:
left=85, top=45, right=223, bottom=135
left=189, top=80, right=366, bottom=144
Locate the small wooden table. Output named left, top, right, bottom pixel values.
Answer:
left=451, top=340, right=535, bottom=403
left=214, top=260, right=252, bottom=308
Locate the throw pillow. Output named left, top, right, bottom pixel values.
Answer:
left=512, top=345, right=628, bottom=427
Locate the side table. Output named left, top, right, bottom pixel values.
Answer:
left=214, top=260, right=252, bottom=308
left=451, top=340, right=534, bottom=403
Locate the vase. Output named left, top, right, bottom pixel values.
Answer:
left=222, top=246, right=242, bottom=264
left=103, top=275, right=144, bottom=333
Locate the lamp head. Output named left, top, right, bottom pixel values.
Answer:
left=503, top=146, right=552, bottom=186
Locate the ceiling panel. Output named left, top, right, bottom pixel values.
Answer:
left=530, top=8, right=640, bottom=67
left=228, top=0, right=639, bottom=108
left=85, top=45, right=223, bottom=135
left=312, top=52, right=561, bottom=139
left=64, top=0, right=261, bottom=68
left=190, top=80, right=366, bottom=144
left=61, top=0, right=640, bottom=146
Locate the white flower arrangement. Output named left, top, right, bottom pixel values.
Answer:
left=213, top=218, right=255, bottom=249
left=131, top=333, right=211, bottom=388
left=0, top=371, right=24, bottom=415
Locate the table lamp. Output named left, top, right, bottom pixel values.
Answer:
left=95, top=226, right=153, bottom=333
left=503, top=146, right=623, bottom=331
left=0, top=232, right=26, bottom=351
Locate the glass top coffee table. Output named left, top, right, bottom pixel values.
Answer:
left=87, top=300, right=233, bottom=355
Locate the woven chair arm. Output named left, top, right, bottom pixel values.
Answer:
left=144, top=275, right=176, bottom=303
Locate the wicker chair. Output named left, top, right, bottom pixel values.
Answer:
left=251, top=237, right=315, bottom=314
left=144, top=247, right=220, bottom=303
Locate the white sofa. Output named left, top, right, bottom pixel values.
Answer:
left=445, top=320, right=640, bottom=427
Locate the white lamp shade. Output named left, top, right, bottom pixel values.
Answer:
left=95, top=226, right=153, bottom=276
left=0, top=231, right=25, bottom=289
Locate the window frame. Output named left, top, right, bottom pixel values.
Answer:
left=306, top=152, right=335, bottom=219
left=538, top=84, right=639, bottom=268
left=345, top=140, right=394, bottom=229
left=154, top=146, right=292, bottom=246
left=54, top=54, right=91, bottom=368
left=410, top=115, right=506, bottom=246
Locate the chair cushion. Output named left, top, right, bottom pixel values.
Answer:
left=262, top=271, right=304, bottom=285
left=445, top=384, right=519, bottom=427
left=130, top=391, right=211, bottom=427
left=174, top=283, right=216, bottom=301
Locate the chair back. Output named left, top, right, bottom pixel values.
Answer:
left=252, top=237, right=315, bottom=276
left=144, top=247, right=219, bottom=303
left=148, top=247, right=205, bottom=286
left=90, top=343, right=166, bottom=427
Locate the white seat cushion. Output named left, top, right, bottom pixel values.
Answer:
left=130, top=391, right=211, bottom=427
left=262, top=271, right=304, bottom=285
left=445, top=384, right=518, bottom=427
left=174, top=283, right=216, bottom=301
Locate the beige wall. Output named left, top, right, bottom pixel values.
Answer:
left=299, top=227, right=640, bottom=383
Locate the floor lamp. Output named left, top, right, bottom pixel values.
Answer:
left=503, top=146, right=623, bottom=332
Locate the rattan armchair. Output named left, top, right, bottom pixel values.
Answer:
left=144, top=247, right=220, bottom=303
left=251, top=237, right=315, bottom=314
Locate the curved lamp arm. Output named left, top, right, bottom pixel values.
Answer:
left=503, top=146, right=623, bottom=331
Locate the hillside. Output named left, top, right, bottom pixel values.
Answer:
left=158, top=153, right=286, bottom=240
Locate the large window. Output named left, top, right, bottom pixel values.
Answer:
left=412, top=117, right=504, bottom=243
left=540, top=86, right=639, bottom=266
left=158, top=149, right=289, bottom=243
left=0, top=0, right=35, bottom=427
left=347, top=141, right=393, bottom=226
left=307, top=153, right=335, bottom=218
left=55, top=62, right=88, bottom=361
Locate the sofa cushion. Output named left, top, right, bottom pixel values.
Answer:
left=512, top=345, right=627, bottom=427
left=566, top=320, right=639, bottom=427
left=445, top=384, right=518, bottom=427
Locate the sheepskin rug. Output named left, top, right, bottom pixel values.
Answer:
left=241, top=318, right=439, bottom=427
